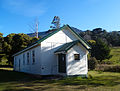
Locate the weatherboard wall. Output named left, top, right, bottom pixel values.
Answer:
left=40, top=28, right=78, bottom=75
left=14, top=45, right=41, bottom=74
left=14, top=26, right=89, bottom=76
left=66, top=43, right=88, bottom=75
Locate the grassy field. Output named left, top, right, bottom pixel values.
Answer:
left=104, top=47, right=120, bottom=64
left=0, top=68, right=120, bottom=91
left=0, top=47, right=120, bottom=91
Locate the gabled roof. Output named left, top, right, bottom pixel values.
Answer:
left=13, top=24, right=91, bottom=56
left=54, top=40, right=79, bottom=54
left=27, top=29, right=57, bottom=38
left=54, top=40, right=89, bottom=54
left=66, top=25, right=91, bottom=49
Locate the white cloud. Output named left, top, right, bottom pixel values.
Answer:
left=1, top=0, right=47, bottom=17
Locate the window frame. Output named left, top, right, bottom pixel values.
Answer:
left=23, top=54, right=25, bottom=65
left=27, top=52, right=30, bottom=65
left=32, top=50, right=35, bottom=64
left=74, top=54, right=80, bottom=60
left=14, top=57, right=17, bottom=69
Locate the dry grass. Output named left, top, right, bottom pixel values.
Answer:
left=0, top=67, right=13, bottom=71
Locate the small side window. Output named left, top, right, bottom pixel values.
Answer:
left=74, top=54, right=80, bottom=60
left=23, top=54, right=25, bottom=65
left=14, top=57, right=16, bottom=69
left=32, top=50, right=35, bottom=64
left=27, top=52, right=29, bottom=65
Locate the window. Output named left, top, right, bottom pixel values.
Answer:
left=23, top=54, right=25, bottom=65
left=14, top=57, right=16, bottom=69
left=74, top=54, right=80, bottom=60
left=32, top=50, right=35, bottom=64
left=19, top=59, right=21, bottom=71
left=27, top=52, right=29, bottom=65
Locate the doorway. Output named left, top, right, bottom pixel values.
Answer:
left=58, top=54, right=66, bottom=73
left=18, top=59, right=20, bottom=71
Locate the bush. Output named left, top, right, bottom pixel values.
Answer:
left=88, top=57, right=98, bottom=70
left=100, top=60, right=113, bottom=65
left=96, top=65, right=120, bottom=72
left=87, top=74, right=93, bottom=79
left=91, top=39, right=111, bottom=62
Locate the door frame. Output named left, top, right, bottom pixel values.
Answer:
left=58, top=53, right=66, bottom=73
left=18, top=59, right=20, bottom=71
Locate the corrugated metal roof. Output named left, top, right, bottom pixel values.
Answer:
left=54, top=40, right=80, bottom=54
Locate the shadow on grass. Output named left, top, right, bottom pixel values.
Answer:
left=3, top=88, right=34, bottom=91
left=0, top=69, right=41, bottom=83
left=1, top=69, right=120, bottom=91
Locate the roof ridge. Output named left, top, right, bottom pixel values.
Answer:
left=13, top=24, right=90, bottom=56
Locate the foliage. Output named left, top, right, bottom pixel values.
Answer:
left=91, top=39, right=111, bottom=62
left=1, top=33, right=39, bottom=65
left=0, top=32, right=3, bottom=38
left=80, top=28, right=120, bottom=46
left=0, top=59, right=8, bottom=65
left=101, top=60, right=113, bottom=65
left=0, top=33, right=4, bottom=61
left=96, top=65, right=120, bottom=72
left=88, top=40, right=96, bottom=45
left=0, top=33, right=3, bottom=51
left=88, top=57, right=98, bottom=70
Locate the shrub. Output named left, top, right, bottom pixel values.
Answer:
left=96, top=65, right=120, bottom=72
left=87, top=74, right=93, bottom=79
left=91, top=39, right=111, bottom=62
left=100, top=60, right=113, bottom=65
left=88, top=57, right=98, bottom=70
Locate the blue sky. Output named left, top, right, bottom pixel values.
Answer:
left=0, top=0, right=120, bottom=36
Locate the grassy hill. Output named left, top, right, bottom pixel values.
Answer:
left=104, top=47, right=120, bottom=65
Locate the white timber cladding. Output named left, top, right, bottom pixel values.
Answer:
left=14, top=46, right=41, bottom=74
left=66, top=43, right=88, bottom=75
left=14, top=26, right=89, bottom=76
left=40, top=28, right=78, bottom=75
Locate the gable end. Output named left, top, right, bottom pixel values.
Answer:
left=13, top=24, right=90, bottom=56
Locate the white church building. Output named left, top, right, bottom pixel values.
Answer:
left=13, top=24, right=91, bottom=76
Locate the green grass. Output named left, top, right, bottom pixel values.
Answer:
left=0, top=68, right=120, bottom=91
left=104, top=47, right=120, bottom=64
left=0, top=47, right=120, bottom=90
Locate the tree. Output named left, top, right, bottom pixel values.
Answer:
left=107, top=31, right=120, bottom=46
left=80, top=27, right=120, bottom=47
left=88, top=57, right=98, bottom=70
left=28, top=18, right=39, bottom=38
left=50, top=16, right=60, bottom=29
left=0, top=33, right=3, bottom=53
left=91, top=39, right=111, bottom=62
left=3, top=33, right=39, bottom=65
left=0, top=33, right=4, bottom=61
left=92, top=28, right=103, bottom=34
